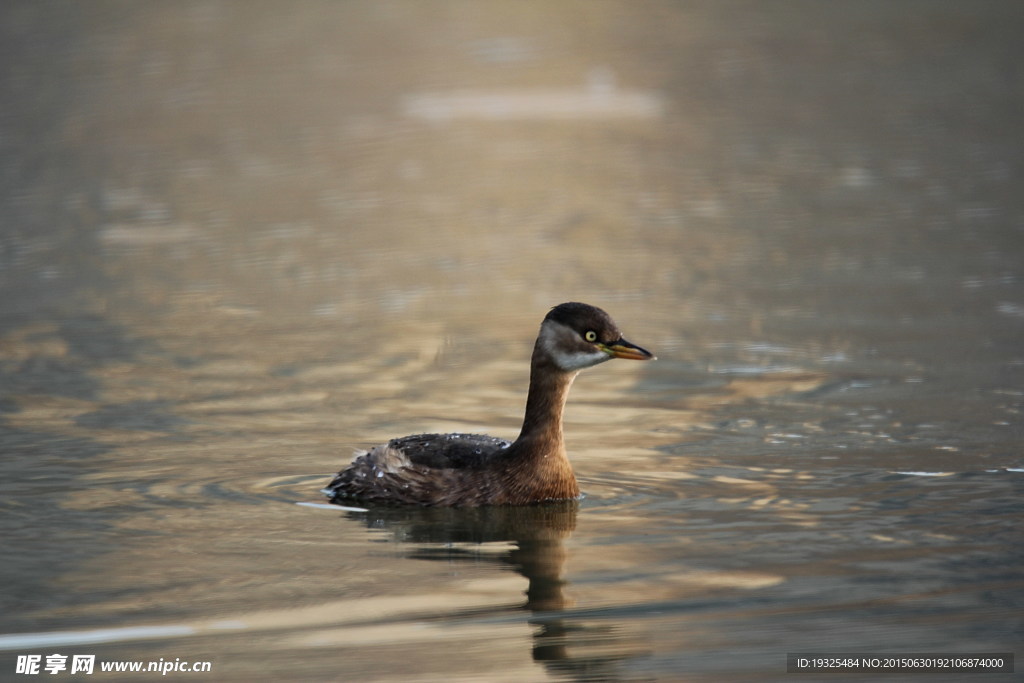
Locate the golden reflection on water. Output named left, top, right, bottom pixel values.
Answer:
left=3, top=292, right=827, bottom=678
left=3, top=1, right=1023, bottom=679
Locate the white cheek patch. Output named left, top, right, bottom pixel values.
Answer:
left=539, top=321, right=612, bottom=371
left=551, top=347, right=612, bottom=371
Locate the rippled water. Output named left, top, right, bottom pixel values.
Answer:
left=2, top=2, right=1022, bottom=681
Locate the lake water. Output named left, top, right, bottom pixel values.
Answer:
left=1, top=2, right=1022, bottom=681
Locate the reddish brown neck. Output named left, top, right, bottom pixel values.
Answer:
left=497, top=343, right=581, bottom=503
left=513, top=346, right=577, bottom=457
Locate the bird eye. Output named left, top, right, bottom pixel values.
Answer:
left=584, top=330, right=598, bottom=342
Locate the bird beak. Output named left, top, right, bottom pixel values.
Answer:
left=603, top=338, right=656, bottom=361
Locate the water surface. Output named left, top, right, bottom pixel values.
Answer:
left=1, top=2, right=1022, bottom=680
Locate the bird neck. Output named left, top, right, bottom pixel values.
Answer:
left=500, top=343, right=582, bottom=504
left=514, top=348, right=577, bottom=456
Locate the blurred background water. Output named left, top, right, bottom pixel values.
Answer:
left=1, top=1, right=1022, bottom=680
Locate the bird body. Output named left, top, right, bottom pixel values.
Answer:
left=324, top=302, right=654, bottom=507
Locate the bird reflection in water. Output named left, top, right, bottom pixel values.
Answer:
left=345, top=501, right=646, bottom=680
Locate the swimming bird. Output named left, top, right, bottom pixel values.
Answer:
left=324, top=302, right=654, bottom=507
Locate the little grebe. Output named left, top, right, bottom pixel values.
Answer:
left=324, top=302, right=654, bottom=507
